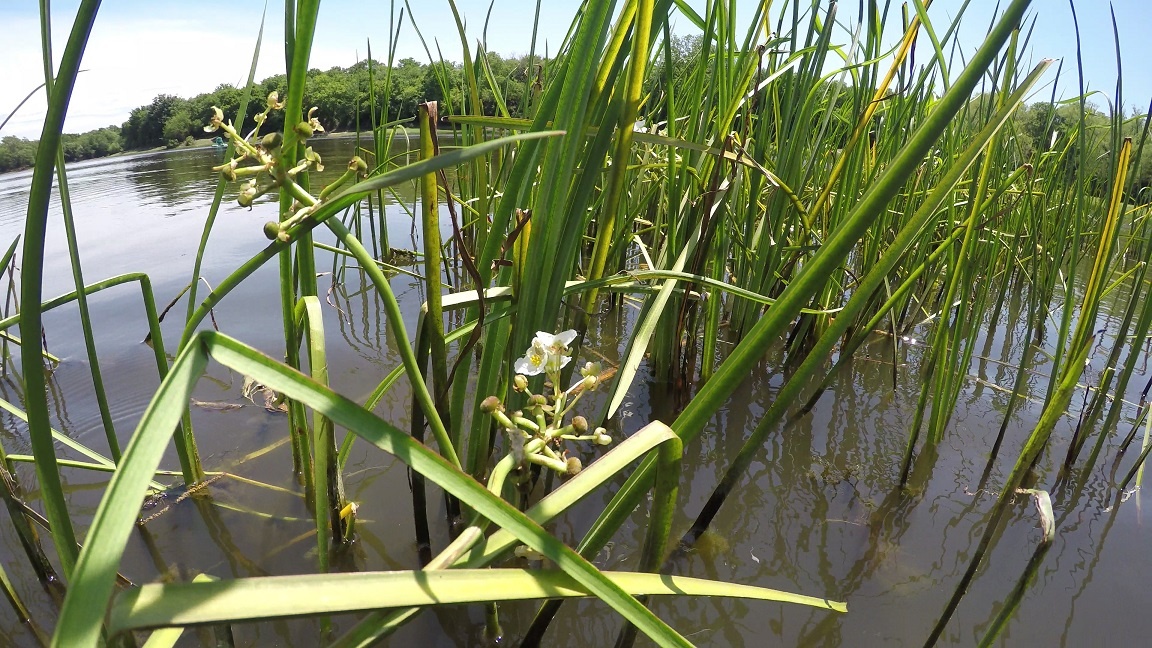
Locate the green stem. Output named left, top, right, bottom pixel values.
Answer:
left=53, top=146, right=120, bottom=462
left=20, top=0, right=103, bottom=581
left=418, top=102, right=450, bottom=414
left=325, top=219, right=461, bottom=469
left=580, top=0, right=654, bottom=321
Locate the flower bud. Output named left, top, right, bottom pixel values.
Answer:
left=349, top=155, right=368, bottom=174
left=266, top=91, right=284, bottom=111
left=261, top=132, right=283, bottom=150
left=594, top=428, right=612, bottom=446
left=213, top=159, right=237, bottom=181
left=571, top=416, right=588, bottom=433
left=263, top=221, right=282, bottom=240
left=565, top=456, right=583, bottom=476
left=294, top=121, right=314, bottom=138
left=513, top=374, right=529, bottom=392
left=581, top=374, right=598, bottom=391
left=480, top=396, right=502, bottom=414
left=238, top=186, right=257, bottom=208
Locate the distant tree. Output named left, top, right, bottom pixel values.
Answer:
left=18, top=126, right=122, bottom=166
left=645, top=34, right=706, bottom=119
left=388, top=57, right=426, bottom=122
left=0, top=135, right=38, bottom=172
left=80, top=126, right=123, bottom=158
left=305, top=67, right=358, bottom=131
left=1017, top=101, right=1125, bottom=196
left=163, top=105, right=199, bottom=147
left=121, top=94, right=185, bottom=149
left=422, top=61, right=461, bottom=114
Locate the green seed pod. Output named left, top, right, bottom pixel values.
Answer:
left=294, top=121, right=314, bottom=138
left=263, top=221, right=281, bottom=240
left=261, top=132, right=283, bottom=150
left=571, top=416, right=588, bottom=433
left=480, top=396, right=502, bottom=414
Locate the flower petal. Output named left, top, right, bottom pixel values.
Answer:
left=515, top=350, right=549, bottom=376
left=555, top=329, right=577, bottom=347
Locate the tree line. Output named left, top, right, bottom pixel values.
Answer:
left=2, top=42, right=1152, bottom=202
left=0, top=52, right=536, bottom=173
left=0, top=127, right=123, bottom=173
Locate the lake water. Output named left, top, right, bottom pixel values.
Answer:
left=0, top=136, right=1149, bottom=646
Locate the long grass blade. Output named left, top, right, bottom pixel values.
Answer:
left=19, top=0, right=102, bottom=581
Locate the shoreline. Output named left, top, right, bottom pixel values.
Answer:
left=0, top=127, right=427, bottom=177
left=118, top=127, right=424, bottom=156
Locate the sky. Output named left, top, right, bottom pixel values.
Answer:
left=2, top=0, right=1150, bottom=140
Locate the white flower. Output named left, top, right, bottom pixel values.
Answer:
left=540, top=329, right=577, bottom=354
left=513, top=330, right=577, bottom=376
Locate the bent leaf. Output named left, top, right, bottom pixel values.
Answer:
left=109, top=568, right=846, bottom=634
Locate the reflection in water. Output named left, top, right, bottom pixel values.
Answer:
left=0, top=137, right=1151, bottom=645
left=123, top=149, right=222, bottom=212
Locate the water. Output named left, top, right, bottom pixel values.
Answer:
left=0, top=137, right=1149, bottom=646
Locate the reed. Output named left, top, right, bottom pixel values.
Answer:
left=8, top=0, right=1152, bottom=645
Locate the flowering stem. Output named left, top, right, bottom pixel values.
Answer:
left=511, top=415, right=539, bottom=433
left=525, top=452, right=568, bottom=474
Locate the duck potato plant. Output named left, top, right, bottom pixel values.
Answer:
left=9, top=0, right=1152, bottom=644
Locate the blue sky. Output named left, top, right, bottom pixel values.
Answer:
left=2, top=1, right=1149, bottom=139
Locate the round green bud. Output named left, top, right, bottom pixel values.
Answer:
left=294, top=121, right=314, bottom=138
left=263, top=221, right=281, bottom=240
left=513, top=374, right=529, bottom=391
left=261, top=132, right=283, bottom=150
left=480, top=396, right=502, bottom=414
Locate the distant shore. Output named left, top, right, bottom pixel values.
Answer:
left=0, top=127, right=428, bottom=176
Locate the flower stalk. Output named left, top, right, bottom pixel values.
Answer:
left=483, top=331, right=611, bottom=477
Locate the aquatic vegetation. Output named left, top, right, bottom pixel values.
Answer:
left=5, top=0, right=1152, bottom=645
